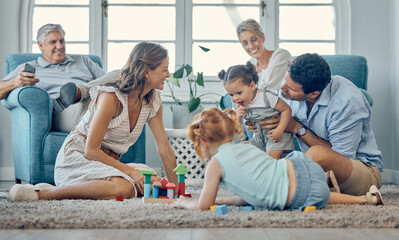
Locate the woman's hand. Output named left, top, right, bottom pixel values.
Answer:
left=245, top=113, right=281, bottom=132
left=123, top=165, right=145, bottom=196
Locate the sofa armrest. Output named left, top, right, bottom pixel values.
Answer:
left=1, top=86, right=52, bottom=183
left=360, top=89, right=374, bottom=107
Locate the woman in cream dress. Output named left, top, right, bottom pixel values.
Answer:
left=9, top=42, right=177, bottom=201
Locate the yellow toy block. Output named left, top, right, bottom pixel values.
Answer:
left=304, top=206, right=316, bottom=212
left=210, top=205, right=218, bottom=212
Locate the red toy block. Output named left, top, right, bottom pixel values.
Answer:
left=116, top=195, right=124, bottom=201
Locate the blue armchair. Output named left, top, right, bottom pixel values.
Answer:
left=2, top=53, right=146, bottom=184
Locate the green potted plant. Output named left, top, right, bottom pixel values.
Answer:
left=166, top=46, right=225, bottom=113
left=164, top=46, right=227, bottom=128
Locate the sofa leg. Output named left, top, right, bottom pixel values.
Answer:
left=15, top=178, right=21, bottom=184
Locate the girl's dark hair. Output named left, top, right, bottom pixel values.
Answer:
left=218, top=61, right=258, bottom=86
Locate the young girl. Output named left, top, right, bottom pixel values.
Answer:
left=174, top=108, right=383, bottom=211
left=219, top=61, right=293, bottom=159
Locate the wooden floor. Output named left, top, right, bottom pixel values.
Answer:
left=2, top=181, right=399, bottom=240
left=1, top=228, right=399, bottom=240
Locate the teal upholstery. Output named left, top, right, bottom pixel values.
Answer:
left=2, top=53, right=146, bottom=184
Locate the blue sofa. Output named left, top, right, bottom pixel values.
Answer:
left=2, top=53, right=146, bottom=184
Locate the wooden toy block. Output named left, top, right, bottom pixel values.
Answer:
left=166, top=183, right=176, bottom=199
left=243, top=206, right=255, bottom=211
left=142, top=197, right=176, bottom=204
left=115, top=195, right=124, bottom=201
left=214, top=205, right=228, bottom=215
left=304, top=206, right=316, bottom=212
left=152, top=182, right=161, bottom=198
left=143, top=183, right=151, bottom=198
left=177, top=182, right=185, bottom=197
left=173, top=164, right=188, bottom=178
left=210, top=205, right=218, bottom=212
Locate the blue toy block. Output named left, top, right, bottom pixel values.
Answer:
left=152, top=186, right=159, bottom=198
left=143, top=183, right=151, bottom=198
left=243, top=206, right=255, bottom=211
left=214, top=205, right=228, bottom=215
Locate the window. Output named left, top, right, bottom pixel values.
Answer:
left=30, top=0, right=341, bottom=98
left=278, top=0, right=336, bottom=56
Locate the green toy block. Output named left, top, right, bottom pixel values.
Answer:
left=173, top=163, right=188, bottom=175
left=178, top=174, right=185, bottom=183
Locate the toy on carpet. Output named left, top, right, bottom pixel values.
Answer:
left=214, top=205, right=228, bottom=215
left=243, top=206, right=255, bottom=211
left=304, top=206, right=316, bottom=212
left=115, top=195, right=124, bottom=202
left=141, top=163, right=192, bottom=204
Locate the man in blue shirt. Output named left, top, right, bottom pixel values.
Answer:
left=0, top=23, right=105, bottom=132
left=279, top=53, right=383, bottom=196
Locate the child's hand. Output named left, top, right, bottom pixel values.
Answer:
left=173, top=196, right=198, bottom=210
left=268, top=129, right=283, bottom=142
left=236, top=106, right=246, bottom=120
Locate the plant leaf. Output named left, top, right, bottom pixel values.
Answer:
left=169, top=75, right=180, bottom=87
left=188, top=97, right=201, bottom=113
left=196, top=72, right=204, bottom=86
left=173, top=65, right=185, bottom=78
left=199, top=45, right=210, bottom=52
left=184, top=64, right=193, bottom=76
left=220, top=95, right=226, bottom=110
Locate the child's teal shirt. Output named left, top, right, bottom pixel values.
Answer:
left=214, top=142, right=289, bottom=210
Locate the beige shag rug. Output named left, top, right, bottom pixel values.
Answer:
left=0, top=184, right=398, bottom=229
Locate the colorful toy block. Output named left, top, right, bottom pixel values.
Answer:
left=116, top=195, right=124, bottom=201
left=139, top=170, right=156, bottom=198
left=142, top=197, right=176, bottom=204
left=166, top=183, right=176, bottom=199
left=142, top=164, right=192, bottom=204
left=152, top=181, right=161, bottom=198
left=304, top=206, right=316, bottom=212
left=214, top=205, right=228, bottom=215
left=173, top=164, right=188, bottom=197
left=243, top=206, right=255, bottom=211
left=210, top=205, right=218, bottom=212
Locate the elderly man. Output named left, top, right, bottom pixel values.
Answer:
left=0, top=23, right=105, bottom=132
left=279, top=53, right=383, bottom=196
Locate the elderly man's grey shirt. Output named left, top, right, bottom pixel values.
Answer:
left=3, top=55, right=105, bottom=99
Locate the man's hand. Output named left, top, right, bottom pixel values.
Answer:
left=245, top=113, right=281, bottom=133
left=13, top=68, right=39, bottom=87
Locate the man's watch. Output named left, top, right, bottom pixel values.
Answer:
left=295, top=125, right=308, bottom=138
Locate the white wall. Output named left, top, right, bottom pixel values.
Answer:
left=1, top=0, right=398, bottom=183
left=0, top=0, right=20, bottom=180
left=350, top=0, right=398, bottom=183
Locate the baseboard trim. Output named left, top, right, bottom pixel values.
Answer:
left=0, top=167, right=15, bottom=181
left=382, top=168, right=399, bottom=185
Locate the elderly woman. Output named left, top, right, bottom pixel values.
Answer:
left=237, top=19, right=292, bottom=90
